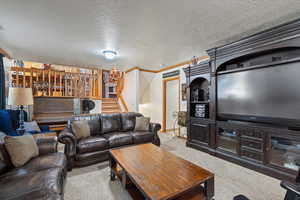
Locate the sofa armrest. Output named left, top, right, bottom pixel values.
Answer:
left=58, top=128, right=77, bottom=156
left=149, top=123, right=161, bottom=146
left=58, top=128, right=76, bottom=170
left=281, top=181, right=300, bottom=196
left=36, top=137, right=58, bottom=155
left=150, top=123, right=161, bottom=133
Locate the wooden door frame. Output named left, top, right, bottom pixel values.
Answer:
left=162, top=76, right=180, bottom=132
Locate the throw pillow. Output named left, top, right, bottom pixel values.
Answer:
left=24, top=121, right=41, bottom=133
left=72, top=120, right=91, bottom=139
left=134, top=117, right=150, bottom=131
left=4, top=134, right=39, bottom=167
left=0, top=111, right=14, bottom=135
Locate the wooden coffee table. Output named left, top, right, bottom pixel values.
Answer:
left=109, top=143, right=214, bottom=200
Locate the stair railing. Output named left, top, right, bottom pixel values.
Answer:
left=116, top=72, right=129, bottom=112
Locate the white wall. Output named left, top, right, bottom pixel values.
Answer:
left=144, top=66, right=188, bottom=136
left=138, top=71, right=155, bottom=117
left=166, top=79, right=179, bottom=130
left=146, top=66, right=188, bottom=122
left=122, top=69, right=139, bottom=112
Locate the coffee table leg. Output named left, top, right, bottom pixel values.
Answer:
left=121, top=170, right=127, bottom=188
left=205, top=177, right=214, bottom=200
left=109, top=154, right=116, bottom=181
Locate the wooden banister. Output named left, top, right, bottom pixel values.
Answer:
left=116, top=72, right=129, bottom=112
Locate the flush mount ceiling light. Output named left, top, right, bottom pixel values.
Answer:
left=102, top=50, right=117, bottom=60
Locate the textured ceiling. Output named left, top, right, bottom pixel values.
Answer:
left=1, top=0, right=300, bottom=70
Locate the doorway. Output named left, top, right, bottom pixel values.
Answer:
left=162, top=76, right=180, bottom=133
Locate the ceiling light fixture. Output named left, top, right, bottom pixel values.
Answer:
left=103, top=50, right=117, bottom=60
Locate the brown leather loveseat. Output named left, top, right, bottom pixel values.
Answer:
left=0, top=134, right=67, bottom=200
left=58, top=112, right=161, bottom=170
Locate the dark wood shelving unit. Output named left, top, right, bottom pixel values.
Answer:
left=191, top=101, right=210, bottom=104
left=217, top=56, right=300, bottom=75
left=184, top=19, right=300, bottom=181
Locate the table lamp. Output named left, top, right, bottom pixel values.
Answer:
left=8, top=87, right=33, bottom=135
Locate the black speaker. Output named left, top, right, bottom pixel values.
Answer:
left=82, top=99, right=95, bottom=113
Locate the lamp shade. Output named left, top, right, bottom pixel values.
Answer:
left=8, top=87, right=33, bottom=106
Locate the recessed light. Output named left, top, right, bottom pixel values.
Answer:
left=103, top=50, right=117, bottom=60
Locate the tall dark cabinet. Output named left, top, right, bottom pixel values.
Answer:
left=184, top=19, right=300, bottom=181
left=184, top=61, right=216, bottom=153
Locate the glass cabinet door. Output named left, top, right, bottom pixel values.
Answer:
left=217, top=128, right=239, bottom=154
left=269, top=135, right=300, bottom=172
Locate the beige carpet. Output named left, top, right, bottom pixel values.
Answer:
left=65, top=133, right=286, bottom=200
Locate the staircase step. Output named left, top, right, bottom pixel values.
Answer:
left=102, top=98, right=121, bottom=113
left=102, top=110, right=122, bottom=113
left=102, top=102, right=117, bottom=105
left=102, top=100, right=117, bottom=103
left=102, top=98, right=117, bottom=102
left=102, top=105, right=120, bottom=109
left=102, top=105, right=120, bottom=108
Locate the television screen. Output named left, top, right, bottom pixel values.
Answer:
left=217, top=61, right=300, bottom=125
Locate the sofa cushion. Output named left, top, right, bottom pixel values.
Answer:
left=69, top=114, right=101, bottom=128
left=5, top=135, right=39, bottom=167
left=23, top=152, right=67, bottom=171
left=101, top=113, right=121, bottom=134
left=0, top=167, right=64, bottom=199
left=77, top=136, right=108, bottom=154
left=88, top=119, right=101, bottom=136
left=120, top=112, right=143, bottom=131
left=1, top=152, right=67, bottom=178
left=131, top=131, right=154, bottom=144
left=75, top=150, right=109, bottom=166
left=103, top=132, right=133, bottom=148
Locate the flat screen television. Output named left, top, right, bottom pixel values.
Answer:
left=217, top=61, right=300, bottom=127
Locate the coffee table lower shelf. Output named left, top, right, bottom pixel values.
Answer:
left=110, top=163, right=206, bottom=200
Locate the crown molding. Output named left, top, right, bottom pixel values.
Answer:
left=0, top=48, right=12, bottom=59
left=125, top=55, right=209, bottom=74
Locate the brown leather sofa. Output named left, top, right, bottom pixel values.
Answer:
left=0, top=133, right=67, bottom=200
left=58, top=112, right=161, bottom=170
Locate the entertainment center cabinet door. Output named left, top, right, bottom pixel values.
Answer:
left=190, top=123, right=210, bottom=146
left=216, top=127, right=240, bottom=155
left=267, top=133, right=300, bottom=176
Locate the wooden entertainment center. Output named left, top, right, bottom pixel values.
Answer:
left=184, top=19, right=300, bottom=181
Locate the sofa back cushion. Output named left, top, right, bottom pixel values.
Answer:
left=101, top=113, right=121, bottom=134
left=120, top=112, right=143, bottom=131
left=69, top=114, right=101, bottom=136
